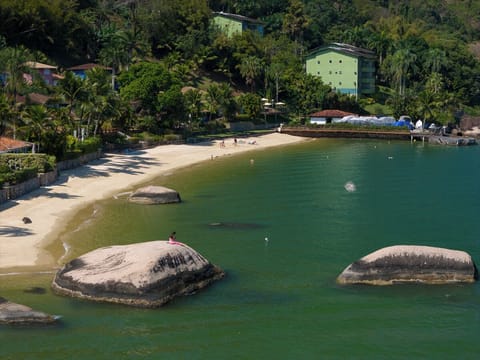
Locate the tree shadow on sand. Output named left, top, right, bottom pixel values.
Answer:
left=56, top=154, right=165, bottom=180
left=0, top=226, right=34, bottom=237
left=14, top=186, right=82, bottom=201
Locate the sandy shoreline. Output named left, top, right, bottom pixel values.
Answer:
left=0, top=133, right=307, bottom=273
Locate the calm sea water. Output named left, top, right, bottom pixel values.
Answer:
left=2, top=138, right=480, bottom=359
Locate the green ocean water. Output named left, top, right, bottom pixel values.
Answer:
left=2, top=138, right=480, bottom=359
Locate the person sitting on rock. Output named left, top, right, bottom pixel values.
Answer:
left=168, top=232, right=184, bottom=246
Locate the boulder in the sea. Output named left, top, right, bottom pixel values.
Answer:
left=128, top=185, right=181, bottom=204
left=52, top=241, right=225, bottom=308
left=337, top=245, right=478, bottom=285
left=0, top=297, right=58, bottom=325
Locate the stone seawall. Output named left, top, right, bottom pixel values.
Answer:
left=0, top=171, right=57, bottom=203
left=280, top=127, right=411, bottom=140
left=57, top=150, right=103, bottom=171
left=0, top=150, right=102, bottom=204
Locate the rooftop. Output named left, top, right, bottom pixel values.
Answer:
left=213, top=11, right=263, bottom=24
left=307, top=43, right=376, bottom=59
left=0, top=137, right=33, bottom=153
left=310, top=109, right=356, bottom=118
left=24, top=61, right=57, bottom=69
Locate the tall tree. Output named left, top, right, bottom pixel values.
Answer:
left=282, top=0, right=309, bottom=53
left=19, top=104, right=51, bottom=152
left=424, top=48, right=448, bottom=74
left=56, top=71, right=86, bottom=117
left=184, top=89, right=204, bottom=123
left=98, top=25, right=129, bottom=89
left=237, top=56, right=263, bottom=91
left=382, top=46, right=418, bottom=95
left=0, top=45, right=31, bottom=138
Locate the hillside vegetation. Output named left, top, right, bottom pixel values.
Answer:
left=0, top=0, right=480, bottom=157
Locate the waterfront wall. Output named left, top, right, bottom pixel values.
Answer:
left=280, top=126, right=411, bottom=140
left=0, top=150, right=103, bottom=204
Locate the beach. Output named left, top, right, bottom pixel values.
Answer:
left=0, top=133, right=306, bottom=273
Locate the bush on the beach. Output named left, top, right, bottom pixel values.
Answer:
left=0, top=154, right=56, bottom=187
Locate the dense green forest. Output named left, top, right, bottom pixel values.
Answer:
left=1, top=0, right=480, bottom=158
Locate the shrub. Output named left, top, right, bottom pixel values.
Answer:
left=0, top=154, right=56, bottom=187
left=76, top=137, right=102, bottom=154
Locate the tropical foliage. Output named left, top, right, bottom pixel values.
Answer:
left=0, top=0, right=479, bottom=159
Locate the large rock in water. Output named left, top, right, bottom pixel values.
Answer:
left=128, top=185, right=181, bottom=204
left=51, top=241, right=224, bottom=307
left=337, top=245, right=478, bottom=285
left=0, top=297, right=58, bottom=325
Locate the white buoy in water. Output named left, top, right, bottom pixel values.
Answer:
left=344, top=181, right=356, bottom=192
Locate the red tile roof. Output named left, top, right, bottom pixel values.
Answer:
left=24, top=61, right=57, bottom=69
left=0, top=137, right=33, bottom=153
left=310, top=110, right=356, bottom=118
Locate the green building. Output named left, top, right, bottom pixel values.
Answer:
left=305, top=43, right=376, bottom=97
left=212, top=12, right=264, bottom=37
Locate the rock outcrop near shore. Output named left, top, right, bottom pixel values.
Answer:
left=0, top=297, right=58, bottom=325
left=52, top=241, right=225, bottom=307
left=128, top=185, right=181, bottom=204
left=337, top=245, right=478, bottom=285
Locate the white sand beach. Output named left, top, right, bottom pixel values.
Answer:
left=0, top=133, right=306, bottom=272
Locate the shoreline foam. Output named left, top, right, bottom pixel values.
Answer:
left=0, top=133, right=307, bottom=273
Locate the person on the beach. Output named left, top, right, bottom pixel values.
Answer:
left=168, top=232, right=184, bottom=245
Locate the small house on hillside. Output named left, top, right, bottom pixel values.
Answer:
left=309, top=110, right=356, bottom=125
left=0, top=137, right=33, bottom=153
left=15, top=92, right=53, bottom=106
left=67, top=63, right=112, bottom=80
left=212, top=12, right=264, bottom=37
left=305, top=43, right=376, bottom=98
left=24, top=61, right=57, bottom=86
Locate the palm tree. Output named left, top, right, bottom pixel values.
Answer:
left=282, top=0, right=309, bottom=52
left=19, top=105, right=51, bottom=152
left=184, top=89, right=203, bottom=123
left=79, top=67, right=115, bottom=136
left=56, top=70, right=85, bottom=116
left=0, top=93, right=13, bottom=136
left=98, top=25, right=130, bottom=89
left=425, top=72, right=444, bottom=95
left=367, top=30, right=392, bottom=67
left=383, top=47, right=418, bottom=95
left=0, top=45, right=31, bottom=138
left=218, top=83, right=236, bottom=121
left=205, top=84, right=222, bottom=121
left=237, top=56, right=263, bottom=91
left=424, top=48, right=448, bottom=74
